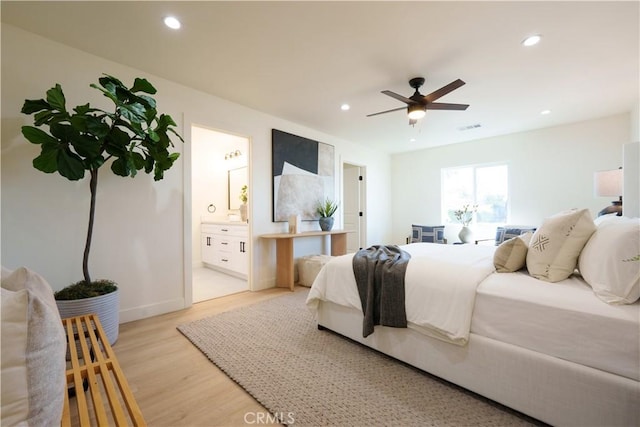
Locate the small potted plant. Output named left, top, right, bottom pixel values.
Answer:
left=316, top=198, right=339, bottom=231
left=239, top=185, right=248, bottom=222
left=21, top=74, right=182, bottom=344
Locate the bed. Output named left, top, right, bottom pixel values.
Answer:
left=306, top=212, right=640, bottom=427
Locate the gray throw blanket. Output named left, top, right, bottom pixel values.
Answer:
left=352, top=245, right=411, bottom=338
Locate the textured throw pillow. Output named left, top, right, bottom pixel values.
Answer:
left=526, top=209, right=596, bottom=282
left=1, top=267, right=66, bottom=426
left=579, top=217, right=640, bottom=304
left=411, top=225, right=445, bottom=244
left=494, top=226, right=537, bottom=246
left=494, top=232, right=533, bottom=273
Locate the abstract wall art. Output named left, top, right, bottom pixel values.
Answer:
left=272, top=129, right=335, bottom=222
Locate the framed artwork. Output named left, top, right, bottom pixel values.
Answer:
left=272, top=129, right=335, bottom=222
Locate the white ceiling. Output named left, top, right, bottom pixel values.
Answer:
left=2, top=1, right=638, bottom=154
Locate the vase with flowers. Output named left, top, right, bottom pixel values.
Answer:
left=454, top=204, right=478, bottom=243
left=239, top=185, right=248, bottom=222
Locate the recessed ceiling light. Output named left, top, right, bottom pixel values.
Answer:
left=540, top=109, right=551, bottom=115
left=340, top=104, right=350, bottom=111
left=522, top=34, right=542, bottom=47
left=164, top=16, right=181, bottom=30
left=409, top=138, right=416, bottom=143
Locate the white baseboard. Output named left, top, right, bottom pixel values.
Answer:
left=253, top=277, right=276, bottom=291
left=119, top=297, right=185, bottom=323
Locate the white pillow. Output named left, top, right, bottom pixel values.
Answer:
left=526, top=209, right=596, bottom=282
left=494, top=232, right=533, bottom=273
left=579, top=217, right=640, bottom=304
left=1, top=287, right=29, bottom=424
left=1, top=267, right=67, bottom=426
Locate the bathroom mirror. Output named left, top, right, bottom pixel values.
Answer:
left=228, top=167, right=247, bottom=210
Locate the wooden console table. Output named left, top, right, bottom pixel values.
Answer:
left=261, top=230, right=351, bottom=291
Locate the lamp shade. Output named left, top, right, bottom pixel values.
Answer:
left=407, top=104, right=426, bottom=120
left=594, top=169, right=622, bottom=197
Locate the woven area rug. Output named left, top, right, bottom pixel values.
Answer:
left=178, top=291, right=541, bottom=426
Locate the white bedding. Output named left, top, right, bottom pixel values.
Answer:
left=473, top=271, right=640, bottom=381
left=307, top=243, right=495, bottom=345
left=306, top=242, right=640, bottom=380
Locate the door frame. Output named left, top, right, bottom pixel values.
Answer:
left=183, top=119, right=253, bottom=307
left=341, top=159, right=367, bottom=251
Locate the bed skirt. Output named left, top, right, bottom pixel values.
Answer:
left=317, top=301, right=640, bottom=427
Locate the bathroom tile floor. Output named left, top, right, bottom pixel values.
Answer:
left=192, top=266, right=248, bottom=303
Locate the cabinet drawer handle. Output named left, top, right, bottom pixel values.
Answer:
left=221, top=228, right=228, bottom=232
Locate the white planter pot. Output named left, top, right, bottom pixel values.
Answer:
left=458, top=226, right=474, bottom=244
left=56, top=289, right=119, bottom=345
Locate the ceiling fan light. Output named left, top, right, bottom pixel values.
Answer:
left=407, top=104, right=426, bottom=120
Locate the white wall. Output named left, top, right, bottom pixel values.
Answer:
left=390, top=114, right=630, bottom=244
left=1, top=25, right=393, bottom=321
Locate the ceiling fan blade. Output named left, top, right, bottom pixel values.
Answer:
left=426, top=102, right=469, bottom=111
left=381, top=90, right=416, bottom=105
left=424, top=79, right=466, bottom=103
left=366, top=106, right=407, bottom=117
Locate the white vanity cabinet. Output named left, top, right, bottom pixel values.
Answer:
left=201, top=223, right=248, bottom=279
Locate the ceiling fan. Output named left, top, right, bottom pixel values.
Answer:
left=367, top=77, right=469, bottom=125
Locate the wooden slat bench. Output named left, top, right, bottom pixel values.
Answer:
left=61, top=314, right=146, bottom=427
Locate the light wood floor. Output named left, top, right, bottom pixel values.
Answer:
left=114, top=286, right=306, bottom=426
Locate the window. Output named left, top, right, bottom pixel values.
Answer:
left=441, top=164, right=508, bottom=225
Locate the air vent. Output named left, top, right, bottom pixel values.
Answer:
left=458, top=123, right=482, bottom=131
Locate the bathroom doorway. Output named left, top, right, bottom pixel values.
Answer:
left=191, top=125, right=250, bottom=303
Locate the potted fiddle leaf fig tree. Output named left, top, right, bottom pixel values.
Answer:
left=21, top=74, right=183, bottom=344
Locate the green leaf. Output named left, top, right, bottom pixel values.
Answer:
left=104, top=128, right=129, bottom=157
left=85, top=155, right=105, bottom=170
left=148, top=129, right=160, bottom=142
left=156, top=114, right=177, bottom=131
left=57, top=149, right=85, bottom=180
left=130, top=78, right=156, bottom=94
left=138, top=95, right=157, bottom=109
left=73, top=103, right=91, bottom=115
left=49, top=123, right=77, bottom=142
left=46, top=84, right=66, bottom=112
left=119, top=103, right=147, bottom=123
left=33, top=110, right=54, bottom=126
left=70, top=134, right=101, bottom=159
left=21, top=99, right=51, bottom=114
left=144, top=156, right=154, bottom=174
left=131, top=152, right=145, bottom=170
left=99, top=75, right=126, bottom=92
left=71, top=114, right=110, bottom=138
left=32, top=143, right=59, bottom=173
left=22, top=126, right=57, bottom=145
left=110, top=156, right=129, bottom=177
left=85, top=116, right=111, bottom=138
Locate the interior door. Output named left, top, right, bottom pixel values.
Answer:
left=343, top=163, right=366, bottom=253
